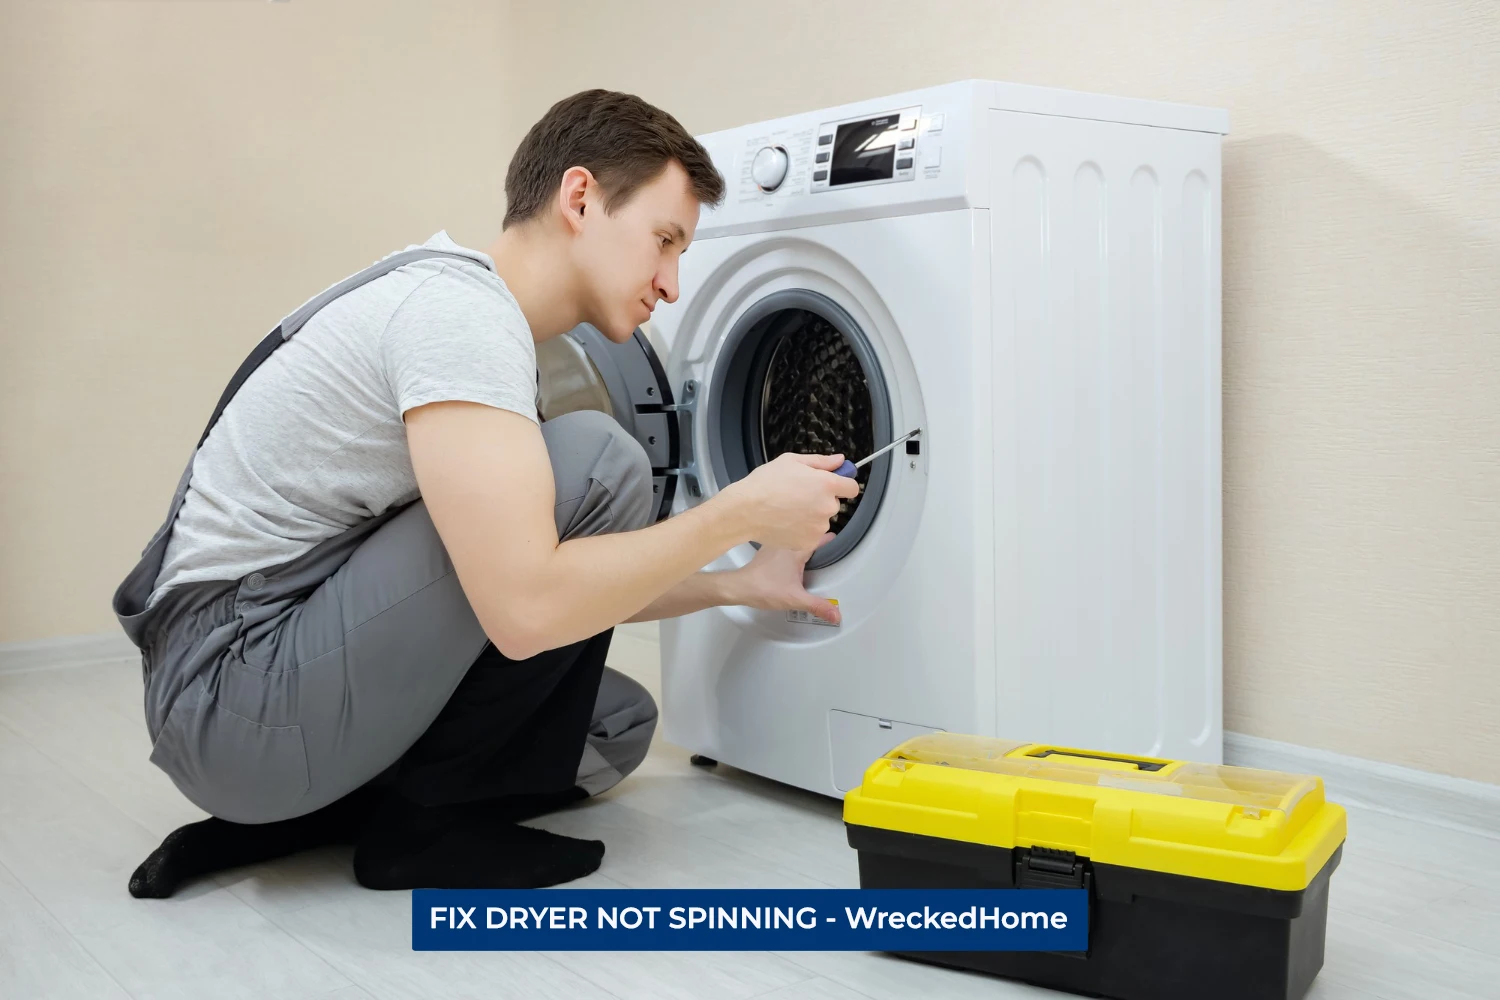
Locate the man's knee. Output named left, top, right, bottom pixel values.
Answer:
left=577, top=666, right=658, bottom=795
left=541, top=410, right=654, bottom=539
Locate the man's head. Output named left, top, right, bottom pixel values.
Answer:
left=504, top=90, right=724, bottom=342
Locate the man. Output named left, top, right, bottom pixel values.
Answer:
left=112, top=90, right=857, bottom=896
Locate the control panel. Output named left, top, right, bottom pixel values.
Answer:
left=809, top=105, right=921, bottom=192
left=734, top=105, right=948, bottom=204
left=701, top=80, right=978, bottom=238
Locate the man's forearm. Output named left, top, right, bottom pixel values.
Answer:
left=623, top=570, right=744, bottom=623
left=478, top=497, right=749, bottom=657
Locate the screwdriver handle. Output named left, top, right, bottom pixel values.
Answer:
left=835, top=460, right=858, bottom=479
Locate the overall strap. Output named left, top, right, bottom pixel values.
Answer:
left=115, top=245, right=490, bottom=637
left=194, top=248, right=483, bottom=449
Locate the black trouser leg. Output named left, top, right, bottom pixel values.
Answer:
left=389, top=628, right=615, bottom=807
left=351, top=630, right=617, bottom=890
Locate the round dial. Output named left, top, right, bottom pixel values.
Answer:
left=751, top=145, right=790, bottom=192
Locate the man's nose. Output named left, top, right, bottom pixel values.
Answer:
left=654, top=259, right=680, bottom=305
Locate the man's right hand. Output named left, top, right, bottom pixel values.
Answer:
left=719, top=452, right=862, bottom=550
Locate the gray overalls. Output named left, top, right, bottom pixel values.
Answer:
left=111, top=248, right=659, bottom=824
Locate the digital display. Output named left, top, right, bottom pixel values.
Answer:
left=829, top=114, right=901, bottom=186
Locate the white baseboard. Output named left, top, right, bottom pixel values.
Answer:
left=615, top=622, right=662, bottom=644
left=626, top=618, right=1499, bottom=838
left=0, top=631, right=140, bottom=675
left=1225, top=731, right=1500, bottom=841
left=6, top=626, right=1494, bottom=841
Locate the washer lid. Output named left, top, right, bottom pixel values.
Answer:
left=537, top=324, right=680, bottom=523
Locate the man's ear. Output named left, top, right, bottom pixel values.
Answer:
left=557, top=166, right=595, bottom=235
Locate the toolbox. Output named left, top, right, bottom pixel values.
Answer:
left=843, top=734, right=1346, bottom=1000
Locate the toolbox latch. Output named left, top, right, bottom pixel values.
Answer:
left=1016, top=846, right=1090, bottom=890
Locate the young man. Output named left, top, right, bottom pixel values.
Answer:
left=112, top=90, right=858, bottom=896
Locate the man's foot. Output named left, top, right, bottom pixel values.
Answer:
left=352, top=792, right=604, bottom=890
left=127, top=784, right=383, bottom=899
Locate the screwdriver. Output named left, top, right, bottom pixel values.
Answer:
left=834, top=429, right=921, bottom=478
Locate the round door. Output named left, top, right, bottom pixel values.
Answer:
left=536, top=324, right=680, bottom=523
left=705, top=288, right=895, bottom=570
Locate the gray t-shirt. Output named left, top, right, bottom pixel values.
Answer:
left=149, top=232, right=537, bottom=608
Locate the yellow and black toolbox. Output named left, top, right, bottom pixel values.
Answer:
left=843, top=734, right=1347, bottom=1000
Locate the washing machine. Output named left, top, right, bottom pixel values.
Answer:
left=544, top=79, right=1230, bottom=798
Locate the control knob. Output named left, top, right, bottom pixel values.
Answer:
left=751, top=145, right=789, bottom=192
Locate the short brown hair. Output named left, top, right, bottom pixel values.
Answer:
left=504, top=90, right=724, bottom=230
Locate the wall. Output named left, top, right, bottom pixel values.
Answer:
left=0, top=0, right=512, bottom=639
left=3, top=0, right=1496, bottom=783
left=504, top=0, right=1499, bottom=782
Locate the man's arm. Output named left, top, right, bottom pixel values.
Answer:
left=623, top=536, right=843, bottom=624
left=405, top=400, right=854, bottom=659
left=622, top=572, right=740, bottom=623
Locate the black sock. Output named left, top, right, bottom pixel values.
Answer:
left=352, top=791, right=603, bottom=890
left=128, top=783, right=384, bottom=899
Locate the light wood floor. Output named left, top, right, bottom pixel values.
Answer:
left=1, top=625, right=1495, bottom=999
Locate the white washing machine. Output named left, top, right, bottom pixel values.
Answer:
left=545, top=80, right=1230, bottom=798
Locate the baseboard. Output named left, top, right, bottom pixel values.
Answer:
left=0, top=631, right=139, bottom=675
left=6, top=627, right=1493, bottom=840
left=1226, top=731, right=1500, bottom=841
left=620, top=620, right=1499, bottom=838
left=0, top=626, right=659, bottom=675
left=615, top=621, right=662, bottom=644
left=1, top=626, right=656, bottom=675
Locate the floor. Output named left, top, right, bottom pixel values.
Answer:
left=1, top=625, right=1497, bottom=1000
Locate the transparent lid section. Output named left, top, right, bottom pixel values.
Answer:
left=883, top=734, right=1319, bottom=816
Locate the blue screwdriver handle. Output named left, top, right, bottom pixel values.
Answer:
left=835, top=460, right=858, bottom=478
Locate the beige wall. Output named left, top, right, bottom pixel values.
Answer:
left=0, top=0, right=512, bottom=638
left=4, top=1, right=1497, bottom=782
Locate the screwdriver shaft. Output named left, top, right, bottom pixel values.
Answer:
left=853, top=429, right=921, bottom=469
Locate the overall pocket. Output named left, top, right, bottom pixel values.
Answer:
left=148, top=675, right=311, bottom=823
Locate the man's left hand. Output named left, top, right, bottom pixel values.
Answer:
left=730, top=532, right=841, bottom=625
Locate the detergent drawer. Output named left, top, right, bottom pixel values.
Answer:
left=826, top=710, right=941, bottom=793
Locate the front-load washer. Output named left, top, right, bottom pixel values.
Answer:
left=559, top=80, right=1229, bottom=798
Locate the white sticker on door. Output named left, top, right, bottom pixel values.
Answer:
left=787, top=598, right=840, bottom=627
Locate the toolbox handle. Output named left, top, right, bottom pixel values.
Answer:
left=1025, top=748, right=1169, bottom=772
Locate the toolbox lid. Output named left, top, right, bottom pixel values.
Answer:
left=842, top=734, right=1347, bottom=891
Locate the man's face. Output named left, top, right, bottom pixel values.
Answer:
left=572, top=161, right=700, bottom=343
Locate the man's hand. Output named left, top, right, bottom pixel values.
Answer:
left=623, top=533, right=842, bottom=624
left=731, top=532, right=842, bottom=624
left=719, top=453, right=861, bottom=550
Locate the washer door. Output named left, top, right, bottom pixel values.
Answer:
left=707, top=289, right=894, bottom=569
left=536, top=324, right=679, bottom=523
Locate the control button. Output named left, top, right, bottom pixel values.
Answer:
left=750, top=145, right=789, bottom=192
left=818, top=134, right=833, bottom=145
left=812, top=169, right=828, bottom=182
left=896, top=158, right=913, bottom=170
left=246, top=572, right=265, bottom=591
left=928, top=114, right=945, bottom=132
left=926, top=145, right=942, bottom=167
left=815, top=151, right=829, bottom=163
left=898, top=138, right=914, bottom=150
